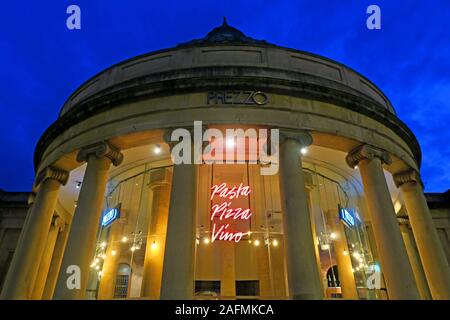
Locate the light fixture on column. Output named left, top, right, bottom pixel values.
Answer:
left=154, top=144, right=161, bottom=155
left=300, top=147, right=308, bottom=155
left=272, top=239, right=279, bottom=247
left=318, top=231, right=333, bottom=250
left=111, top=250, right=117, bottom=256
left=121, top=236, right=128, bottom=243
left=135, top=238, right=143, bottom=250
left=203, top=237, right=210, bottom=245
left=254, top=239, right=260, bottom=246
left=75, top=181, right=82, bottom=189
left=151, top=241, right=157, bottom=250
left=330, top=232, right=337, bottom=240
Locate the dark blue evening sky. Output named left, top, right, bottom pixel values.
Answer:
left=0, top=1, right=449, bottom=192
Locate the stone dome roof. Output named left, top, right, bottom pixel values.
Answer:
left=178, top=17, right=268, bottom=46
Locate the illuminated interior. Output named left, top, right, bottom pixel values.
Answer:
left=74, top=138, right=387, bottom=300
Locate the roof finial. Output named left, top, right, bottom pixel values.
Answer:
left=222, top=16, right=228, bottom=26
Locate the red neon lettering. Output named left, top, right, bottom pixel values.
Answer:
left=210, top=183, right=252, bottom=243
left=210, top=182, right=251, bottom=200
left=211, top=223, right=250, bottom=243
left=211, top=202, right=252, bottom=221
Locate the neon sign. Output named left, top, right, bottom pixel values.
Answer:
left=339, top=207, right=355, bottom=228
left=101, top=207, right=120, bottom=227
left=210, top=183, right=252, bottom=243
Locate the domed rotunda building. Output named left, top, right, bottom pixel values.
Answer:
left=1, top=20, right=449, bottom=300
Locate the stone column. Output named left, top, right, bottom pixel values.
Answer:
left=97, top=221, right=124, bottom=299
left=160, top=130, right=198, bottom=299
left=31, top=216, right=64, bottom=299
left=394, top=170, right=450, bottom=300
left=398, top=218, right=432, bottom=300
left=0, top=166, right=68, bottom=300
left=140, top=168, right=172, bottom=298
left=346, top=144, right=419, bottom=299
left=278, top=130, right=323, bottom=300
left=327, top=210, right=358, bottom=299
left=53, top=142, right=123, bottom=300
left=304, top=176, right=325, bottom=294
left=42, top=218, right=71, bottom=299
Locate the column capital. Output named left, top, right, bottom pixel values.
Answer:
left=27, top=192, right=36, bottom=205
left=52, top=215, right=65, bottom=232
left=163, top=126, right=202, bottom=151
left=148, top=168, right=172, bottom=189
left=393, top=169, right=423, bottom=188
left=35, top=166, right=69, bottom=188
left=346, top=144, right=392, bottom=168
left=76, top=141, right=123, bottom=166
left=163, top=128, right=185, bottom=151
left=279, top=129, right=312, bottom=147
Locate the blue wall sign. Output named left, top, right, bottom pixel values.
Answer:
left=339, top=207, right=355, bottom=228
left=101, top=207, right=120, bottom=227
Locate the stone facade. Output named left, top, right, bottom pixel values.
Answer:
left=0, top=189, right=30, bottom=291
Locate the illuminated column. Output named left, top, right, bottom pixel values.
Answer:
left=252, top=166, right=272, bottom=297
left=141, top=168, right=172, bottom=298
left=160, top=130, right=198, bottom=299
left=268, top=235, right=287, bottom=297
left=42, top=218, right=71, bottom=299
left=31, top=216, right=64, bottom=299
left=394, top=170, right=450, bottom=300
left=255, top=242, right=271, bottom=297
left=54, top=142, right=123, bottom=299
left=346, top=144, right=420, bottom=299
left=398, top=218, right=432, bottom=300
left=0, top=166, right=68, bottom=300
left=221, top=241, right=236, bottom=297
left=327, top=210, right=358, bottom=299
left=304, top=177, right=325, bottom=294
left=278, top=130, right=323, bottom=300
left=97, top=221, right=124, bottom=299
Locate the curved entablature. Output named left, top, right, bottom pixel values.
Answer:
left=34, top=21, right=421, bottom=173
left=59, top=44, right=394, bottom=117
